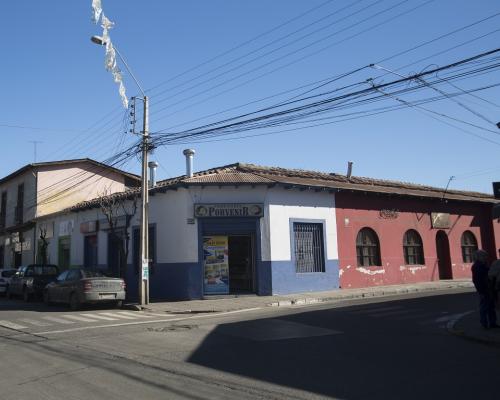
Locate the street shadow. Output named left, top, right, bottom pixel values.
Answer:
left=187, top=292, right=484, bottom=399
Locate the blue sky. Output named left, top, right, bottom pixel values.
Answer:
left=1, top=0, right=500, bottom=193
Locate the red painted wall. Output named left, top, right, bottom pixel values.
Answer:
left=335, top=192, right=498, bottom=289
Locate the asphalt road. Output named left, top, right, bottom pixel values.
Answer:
left=0, top=289, right=498, bottom=400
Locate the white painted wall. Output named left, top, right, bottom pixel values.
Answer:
left=266, top=188, right=338, bottom=262
left=36, top=185, right=338, bottom=268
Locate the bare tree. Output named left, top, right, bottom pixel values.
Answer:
left=98, top=189, right=138, bottom=278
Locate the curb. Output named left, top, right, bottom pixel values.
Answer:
left=446, top=311, right=500, bottom=348
left=269, top=283, right=473, bottom=308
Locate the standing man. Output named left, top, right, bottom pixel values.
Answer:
left=488, top=249, right=500, bottom=308
left=471, top=250, right=498, bottom=329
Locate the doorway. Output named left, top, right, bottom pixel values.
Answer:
left=435, top=230, right=453, bottom=279
left=228, top=235, right=254, bottom=293
left=107, top=232, right=125, bottom=277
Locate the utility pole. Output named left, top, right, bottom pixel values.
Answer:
left=91, top=35, right=150, bottom=306
left=139, top=95, right=150, bottom=305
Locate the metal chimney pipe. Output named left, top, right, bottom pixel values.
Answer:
left=347, top=161, right=353, bottom=180
left=148, top=161, right=159, bottom=188
left=183, top=149, right=195, bottom=178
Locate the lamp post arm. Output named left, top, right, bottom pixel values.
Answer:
left=113, top=45, right=146, bottom=98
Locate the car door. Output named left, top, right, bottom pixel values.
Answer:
left=10, top=267, right=25, bottom=295
left=51, top=271, right=69, bottom=302
left=62, top=269, right=81, bottom=303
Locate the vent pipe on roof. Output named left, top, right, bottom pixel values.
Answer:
left=148, top=161, right=159, bottom=188
left=347, top=161, right=353, bottom=180
left=183, top=149, right=195, bottom=178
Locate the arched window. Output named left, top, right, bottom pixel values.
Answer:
left=461, top=231, right=478, bottom=263
left=403, top=229, right=425, bottom=265
left=356, top=228, right=381, bottom=266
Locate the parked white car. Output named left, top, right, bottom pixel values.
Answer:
left=0, top=269, right=17, bottom=295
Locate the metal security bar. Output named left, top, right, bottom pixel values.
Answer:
left=293, top=223, right=325, bottom=273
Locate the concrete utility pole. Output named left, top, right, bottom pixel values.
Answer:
left=91, top=35, right=150, bottom=306
left=139, top=95, right=150, bottom=305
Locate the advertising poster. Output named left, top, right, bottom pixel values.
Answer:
left=203, top=236, right=229, bottom=295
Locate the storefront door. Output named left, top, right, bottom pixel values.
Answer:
left=203, top=234, right=255, bottom=295
left=436, top=230, right=453, bottom=279
left=228, top=235, right=254, bottom=293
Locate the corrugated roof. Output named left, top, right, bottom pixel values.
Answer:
left=184, top=171, right=274, bottom=184
left=61, top=161, right=497, bottom=215
left=235, top=163, right=495, bottom=202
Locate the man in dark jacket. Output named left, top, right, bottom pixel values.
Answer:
left=471, top=250, right=498, bottom=329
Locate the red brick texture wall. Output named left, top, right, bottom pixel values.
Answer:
left=335, top=192, right=499, bottom=289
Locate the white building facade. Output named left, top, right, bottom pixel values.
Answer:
left=36, top=164, right=340, bottom=300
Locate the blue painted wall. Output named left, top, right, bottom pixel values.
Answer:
left=270, top=259, right=339, bottom=295
left=125, top=262, right=202, bottom=301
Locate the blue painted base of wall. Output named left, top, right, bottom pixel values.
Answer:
left=124, top=259, right=338, bottom=301
left=269, top=259, right=339, bottom=295
left=125, top=262, right=202, bottom=302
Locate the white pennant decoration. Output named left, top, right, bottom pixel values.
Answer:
left=91, top=3, right=129, bottom=109
left=91, top=0, right=102, bottom=24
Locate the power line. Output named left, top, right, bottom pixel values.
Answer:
left=149, top=48, right=500, bottom=147
left=145, top=0, right=338, bottom=94
left=149, top=0, right=430, bottom=124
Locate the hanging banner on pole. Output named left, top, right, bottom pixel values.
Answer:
left=203, top=236, right=229, bottom=295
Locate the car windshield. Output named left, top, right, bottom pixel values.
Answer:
left=81, top=270, right=106, bottom=278
left=31, top=266, right=59, bottom=276
left=1, top=270, right=16, bottom=278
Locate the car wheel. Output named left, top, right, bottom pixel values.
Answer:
left=69, top=293, right=81, bottom=311
left=43, top=290, right=53, bottom=306
left=115, top=300, right=123, bottom=309
left=23, top=288, right=31, bottom=302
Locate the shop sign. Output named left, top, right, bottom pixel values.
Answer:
left=493, top=182, right=500, bottom=199
left=203, top=236, right=229, bottom=295
left=59, top=220, right=74, bottom=236
left=493, top=204, right=500, bottom=219
left=99, top=215, right=127, bottom=230
left=194, top=203, right=264, bottom=218
left=80, top=220, right=98, bottom=234
left=379, top=209, right=399, bottom=219
left=11, top=232, right=19, bottom=244
left=431, top=212, right=450, bottom=229
left=14, top=238, right=30, bottom=252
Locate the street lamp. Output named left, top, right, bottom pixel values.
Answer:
left=91, top=35, right=150, bottom=306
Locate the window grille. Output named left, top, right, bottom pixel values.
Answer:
left=461, top=231, right=478, bottom=263
left=403, top=229, right=425, bottom=265
left=356, top=228, right=381, bottom=266
left=293, top=222, right=325, bottom=273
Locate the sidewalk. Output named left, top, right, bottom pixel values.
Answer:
left=448, top=308, right=500, bottom=348
left=131, top=279, right=474, bottom=314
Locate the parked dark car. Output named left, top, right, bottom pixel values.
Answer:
left=44, top=269, right=126, bottom=310
left=7, top=264, right=59, bottom=301
left=0, top=268, right=17, bottom=296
